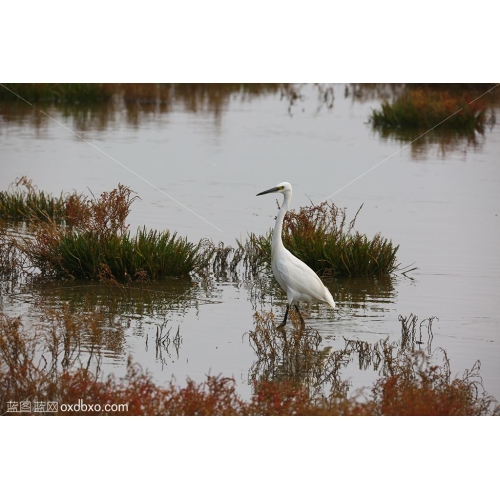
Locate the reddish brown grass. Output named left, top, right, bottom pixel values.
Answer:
left=1, top=309, right=497, bottom=416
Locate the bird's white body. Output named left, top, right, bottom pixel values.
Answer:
left=257, top=182, right=335, bottom=324
left=271, top=245, right=336, bottom=308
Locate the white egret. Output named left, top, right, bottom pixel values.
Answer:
left=256, top=182, right=335, bottom=328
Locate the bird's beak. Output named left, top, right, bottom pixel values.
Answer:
left=256, top=186, right=280, bottom=196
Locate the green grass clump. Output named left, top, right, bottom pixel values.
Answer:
left=246, top=201, right=400, bottom=277
left=50, top=228, right=204, bottom=280
left=0, top=177, right=72, bottom=222
left=5, top=181, right=208, bottom=280
left=0, top=83, right=113, bottom=103
left=370, top=88, right=487, bottom=131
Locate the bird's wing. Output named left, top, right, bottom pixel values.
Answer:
left=275, top=250, right=329, bottom=303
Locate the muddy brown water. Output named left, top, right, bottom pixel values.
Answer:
left=1, top=84, right=499, bottom=402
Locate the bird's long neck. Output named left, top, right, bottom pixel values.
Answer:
left=272, top=191, right=291, bottom=256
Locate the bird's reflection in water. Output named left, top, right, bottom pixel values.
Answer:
left=246, top=311, right=438, bottom=401
left=246, top=311, right=350, bottom=399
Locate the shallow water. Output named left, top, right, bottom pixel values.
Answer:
left=1, top=84, right=499, bottom=401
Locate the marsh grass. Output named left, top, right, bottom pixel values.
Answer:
left=0, top=177, right=74, bottom=222
left=0, top=223, right=25, bottom=284
left=1, top=308, right=497, bottom=416
left=370, top=88, right=491, bottom=131
left=0, top=83, right=290, bottom=108
left=0, top=84, right=301, bottom=134
left=0, top=303, right=112, bottom=408
left=245, top=200, right=401, bottom=277
left=50, top=228, right=205, bottom=280
left=244, top=311, right=498, bottom=415
left=0, top=83, right=114, bottom=103
left=2, top=180, right=403, bottom=281
left=2, top=181, right=208, bottom=280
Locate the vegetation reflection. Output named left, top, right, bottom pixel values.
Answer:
left=2, top=83, right=498, bottom=158
left=367, top=84, right=498, bottom=159
left=1, top=309, right=497, bottom=415
left=244, top=311, right=497, bottom=415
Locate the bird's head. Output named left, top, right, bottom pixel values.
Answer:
left=256, top=182, right=292, bottom=197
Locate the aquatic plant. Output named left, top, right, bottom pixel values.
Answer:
left=0, top=83, right=114, bottom=103
left=0, top=177, right=73, bottom=222
left=1, top=178, right=403, bottom=280
left=1, top=309, right=497, bottom=416
left=3, top=181, right=208, bottom=280
left=245, top=200, right=400, bottom=277
left=244, top=310, right=499, bottom=415
left=0, top=83, right=290, bottom=107
left=0, top=223, right=24, bottom=284
left=48, top=228, right=205, bottom=280
left=369, top=88, right=488, bottom=131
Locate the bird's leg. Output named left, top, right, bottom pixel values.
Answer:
left=294, top=305, right=305, bottom=328
left=277, top=304, right=290, bottom=329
